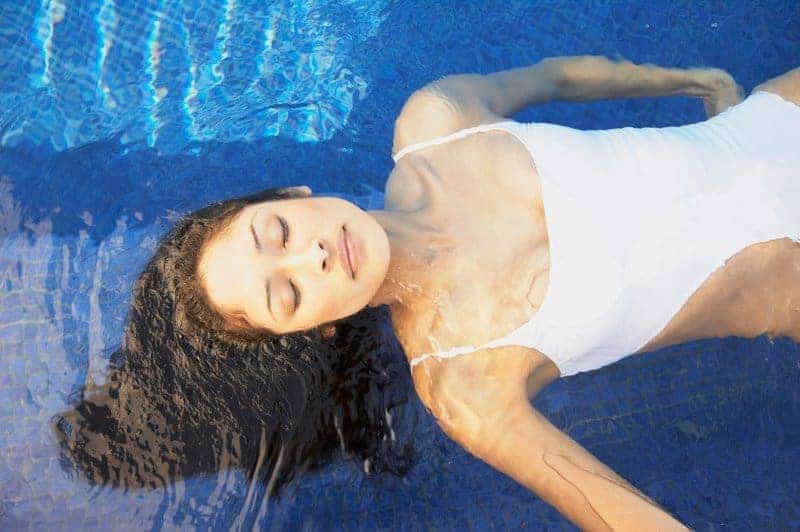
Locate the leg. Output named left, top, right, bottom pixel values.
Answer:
left=752, top=66, right=800, bottom=105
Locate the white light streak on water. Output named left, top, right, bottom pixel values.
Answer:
left=182, top=0, right=236, bottom=139
left=209, top=0, right=237, bottom=86
left=86, top=230, right=107, bottom=388
left=95, top=0, right=117, bottom=107
left=146, top=16, right=165, bottom=147
left=1, top=124, right=25, bottom=147
left=184, top=70, right=199, bottom=137
left=245, top=3, right=287, bottom=140
left=31, top=0, right=66, bottom=87
left=187, top=0, right=237, bottom=141
left=181, top=3, right=199, bottom=138
left=251, top=3, right=281, bottom=84
left=231, top=427, right=269, bottom=531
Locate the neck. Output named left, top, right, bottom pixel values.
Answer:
left=366, top=208, right=448, bottom=310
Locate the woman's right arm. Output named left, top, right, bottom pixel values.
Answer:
left=457, top=394, right=688, bottom=531
left=413, top=345, right=688, bottom=531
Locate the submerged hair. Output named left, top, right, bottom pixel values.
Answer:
left=53, top=187, right=415, bottom=493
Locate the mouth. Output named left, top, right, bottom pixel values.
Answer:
left=338, top=225, right=357, bottom=279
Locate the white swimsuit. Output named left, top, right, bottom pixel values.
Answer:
left=393, top=91, right=800, bottom=376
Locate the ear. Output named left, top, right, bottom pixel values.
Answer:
left=287, top=185, right=312, bottom=197
left=320, top=323, right=336, bottom=339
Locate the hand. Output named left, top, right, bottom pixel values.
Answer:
left=691, top=68, right=745, bottom=118
left=285, top=185, right=312, bottom=197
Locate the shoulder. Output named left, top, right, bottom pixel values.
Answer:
left=410, top=345, right=557, bottom=433
left=393, top=77, right=500, bottom=159
left=752, top=67, right=800, bottom=107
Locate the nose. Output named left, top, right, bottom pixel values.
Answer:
left=281, top=239, right=331, bottom=274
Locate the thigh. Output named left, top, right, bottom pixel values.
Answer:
left=752, top=66, right=800, bottom=105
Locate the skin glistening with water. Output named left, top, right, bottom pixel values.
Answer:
left=57, top=55, right=800, bottom=531
left=199, top=57, right=800, bottom=531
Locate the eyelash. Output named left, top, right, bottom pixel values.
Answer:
left=290, top=279, right=300, bottom=311
left=279, top=216, right=289, bottom=247
left=278, top=216, right=298, bottom=309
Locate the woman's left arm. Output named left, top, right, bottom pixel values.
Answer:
left=394, top=56, right=742, bottom=152
left=475, top=55, right=742, bottom=114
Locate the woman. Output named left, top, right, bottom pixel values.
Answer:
left=53, top=188, right=416, bottom=495
left=56, top=56, right=800, bottom=529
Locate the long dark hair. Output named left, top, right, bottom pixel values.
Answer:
left=52, top=187, right=415, bottom=492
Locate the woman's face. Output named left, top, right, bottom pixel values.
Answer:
left=198, top=196, right=391, bottom=334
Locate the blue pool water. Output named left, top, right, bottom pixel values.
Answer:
left=1, top=0, right=798, bottom=529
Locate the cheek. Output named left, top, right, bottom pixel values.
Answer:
left=303, top=280, right=338, bottom=322
left=237, top=275, right=266, bottom=322
left=323, top=279, right=358, bottom=319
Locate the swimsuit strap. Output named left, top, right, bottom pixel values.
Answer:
left=392, top=121, right=516, bottom=162
left=397, top=120, right=544, bottom=369
left=409, top=344, right=480, bottom=369
left=408, top=319, right=542, bottom=369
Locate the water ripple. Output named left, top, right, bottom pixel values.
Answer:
left=3, top=0, right=387, bottom=153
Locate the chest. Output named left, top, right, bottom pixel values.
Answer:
left=385, top=132, right=551, bottom=356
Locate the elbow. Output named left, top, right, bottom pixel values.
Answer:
left=414, top=366, right=481, bottom=434
left=531, top=57, right=573, bottom=99
left=542, top=55, right=619, bottom=95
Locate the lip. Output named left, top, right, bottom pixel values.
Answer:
left=338, top=225, right=357, bottom=279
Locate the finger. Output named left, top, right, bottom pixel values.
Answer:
left=286, top=185, right=312, bottom=197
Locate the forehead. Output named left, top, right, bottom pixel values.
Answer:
left=243, top=195, right=349, bottom=215
left=195, top=229, right=266, bottom=328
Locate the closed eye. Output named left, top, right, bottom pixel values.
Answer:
left=289, top=278, right=300, bottom=311
left=250, top=214, right=261, bottom=250
left=279, top=216, right=289, bottom=247
left=266, top=279, right=300, bottom=317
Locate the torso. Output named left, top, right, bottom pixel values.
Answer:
left=384, top=130, right=550, bottom=363
left=384, top=126, right=800, bottom=380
